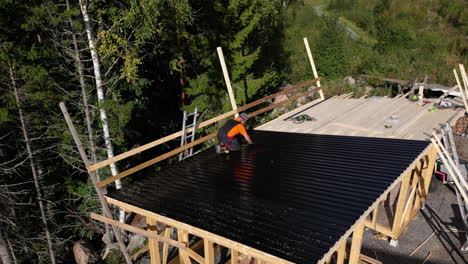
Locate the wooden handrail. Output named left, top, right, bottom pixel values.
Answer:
left=87, top=78, right=321, bottom=172
left=96, top=84, right=323, bottom=187
left=90, top=213, right=186, bottom=249
left=96, top=132, right=217, bottom=187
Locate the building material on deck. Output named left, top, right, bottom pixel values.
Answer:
left=304, top=37, right=324, bottom=100
left=106, top=130, right=430, bottom=263
left=217, top=47, right=238, bottom=118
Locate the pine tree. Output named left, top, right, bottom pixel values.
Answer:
left=186, top=0, right=283, bottom=120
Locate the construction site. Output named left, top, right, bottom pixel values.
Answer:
left=61, top=38, right=468, bottom=264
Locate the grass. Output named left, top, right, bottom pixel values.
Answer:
left=304, top=1, right=378, bottom=45
left=303, top=0, right=328, bottom=7
left=339, top=16, right=378, bottom=45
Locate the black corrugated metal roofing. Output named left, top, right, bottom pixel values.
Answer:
left=108, top=130, right=429, bottom=263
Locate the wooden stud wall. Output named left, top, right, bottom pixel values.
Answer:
left=363, top=145, right=437, bottom=241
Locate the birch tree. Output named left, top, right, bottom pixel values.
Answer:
left=78, top=0, right=125, bottom=222
left=0, top=226, right=12, bottom=264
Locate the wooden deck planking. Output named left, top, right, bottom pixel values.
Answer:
left=257, top=96, right=463, bottom=140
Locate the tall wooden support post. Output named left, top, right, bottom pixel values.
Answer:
left=303, top=37, right=325, bottom=101
left=147, top=217, right=161, bottom=264
left=59, top=102, right=133, bottom=264
left=454, top=68, right=468, bottom=113
left=217, top=47, right=239, bottom=117
left=349, top=222, right=365, bottom=264
left=459, top=65, right=468, bottom=110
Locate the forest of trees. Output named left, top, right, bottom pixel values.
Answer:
left=0, top=0, right=466, bottom=263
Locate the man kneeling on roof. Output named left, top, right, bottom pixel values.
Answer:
left=216, top=112, right=253, bottom=153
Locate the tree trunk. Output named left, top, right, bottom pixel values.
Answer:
left=65, top=0, right=111, bottom=238
left=8, top=63, right=57, bottom=264
left=78, top=0, right=125, bottom=222
left=5, top=239, right=16, bottom=264
left=0, top=228, right=12, bottom=264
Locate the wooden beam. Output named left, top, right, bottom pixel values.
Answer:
left=433, top=133, right=468, bottom=191
left=168, top=239, right=204, bottom=264
left=59, top=102, right=134, bottom=264
left=431, top=138, right=468, bottom=202
left=391, top=167, right=413, bottom=237
left=186, top=248, right=204, bottom=264
left=337, top=240, right=346, bottom=264
left=90, top=213, right=186, bottom=249
left=453, top=68, right=468, bottom=112
left=147, top=217, right=162, bottom=264
left=371, top=206, right=379, bottom=229
left=303, top=37, right=325, bottom=100
left=231, top=249, right=239, bottom=264
left=204, top=239, right=214, bottom=264
left=364, top=221, right=393, bottom=238
left=162, top=226, right=173, bottom=264
left=217, top=47, right=238, bottom=117
left=459, top=64, right=468, bottom=100
left=418, top=85, right=424, bottom=103
left=106, top=197, right=294, bottom=264
left=349, top=221, right=365, bottom=264
left=86, top=78, right=320, bottom=173
left=178, top=230, right=191, bottom=264
left=96, top=84, right=322, bottom=187
left=399, top=184, right=417, bottom=229
left=96, top=132, right=217, bottom=187
left=359, top=254, right=382, bottom=264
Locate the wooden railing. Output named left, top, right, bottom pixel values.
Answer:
left=90, top=78, right=321, bottom=187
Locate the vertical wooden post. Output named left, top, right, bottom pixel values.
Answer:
left=59, top=102, right=133, bottom=264
left=231, top=249, right=239, bottom=264
left=204, top=239, right=215, bottom=264
left=371, top=206, right=379, bottom=229
left=162, top=226, right=173, bottom=264
left=391, top=168, right=413, bottom=237
left=349, top=222, right=365, bottom=264
left=454, top=68, right=468, bottom=112
left=147, top=217, right=161, bottom=264
left=416, top=146, right=437, bottom=207
left=337, top=240, right=347, bottom=264
left=460, top=64, right=468, bottom=96
left=303, top=37, right=325, bottom=100
left=217, top=47, right=239, bottom=117
left=177, top=230, right=191, bottom=264
left=418, top=85, right=424, bottom=104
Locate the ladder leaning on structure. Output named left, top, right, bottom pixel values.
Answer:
left=179, top=107, right=199, bottom=161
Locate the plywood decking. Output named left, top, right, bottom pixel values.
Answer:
left=257, top=95, right=464, bottom=140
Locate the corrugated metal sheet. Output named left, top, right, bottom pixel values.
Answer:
left=108, top=130, right=429, bottom=263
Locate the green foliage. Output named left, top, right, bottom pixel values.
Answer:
left=185, top=0, right=283, bottom=120
left=314, top=16, right=347, bottom=79
left=104, top=249, right=124, bottom=264
left=324, top=0, right=467, bottom=84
